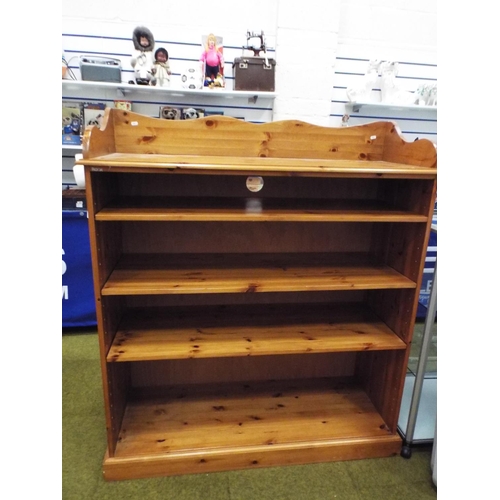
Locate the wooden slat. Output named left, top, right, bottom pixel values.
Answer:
left=95, top=197, right=428, bottom=222
left=107, top=303, right=406, bottom=362
left=113, top=378, right=394, bottom=458
left=101, top=253, right=416, bottom=296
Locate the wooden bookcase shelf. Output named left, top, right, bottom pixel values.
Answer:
left=79, top=109, right=437, bottom=481
left=101, top=252, right=416, bottom=295
left=106, top=378, right=398, bottom=478
left=95, top=197, right=429, bottom=222
left=107, top=303, right=407, bottom=362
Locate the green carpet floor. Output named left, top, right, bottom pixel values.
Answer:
left=62, top=329, right=437, bottom=500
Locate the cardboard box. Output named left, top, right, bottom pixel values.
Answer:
left=82, top=102, right=107, bottom=129
left=232, top=57, right=276, bottom=91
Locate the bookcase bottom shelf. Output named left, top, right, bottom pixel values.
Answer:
left=103, top=378, right=402, bottom=480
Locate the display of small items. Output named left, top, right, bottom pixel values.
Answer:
left=128, top=26, right=277, bottom=91
left=69, top=26, right=277, bottom=91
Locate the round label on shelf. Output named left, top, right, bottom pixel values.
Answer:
left=246, top=176, right=264, bottom=192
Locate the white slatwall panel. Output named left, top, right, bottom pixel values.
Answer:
left=330, top=55, right=437, bottom=144
left=62, top=148, right=82, bottom=188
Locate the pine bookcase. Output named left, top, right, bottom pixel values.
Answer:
left=78, top=108, right=437, bottom=481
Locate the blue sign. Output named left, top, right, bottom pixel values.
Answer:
left=417, top=224, right=437, bottom=318
left=62, top=210, right=97, bottom=327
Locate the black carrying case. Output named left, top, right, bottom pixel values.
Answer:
left=232, top=57, right=276, bottom=91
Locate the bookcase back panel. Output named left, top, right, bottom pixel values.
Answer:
left=120, top=221, right=374, bottom=254
left=123, top=290, right=367, bottom=308
left=95, top=172, right=433, bottom=213
left=130, top=353, right=357, bottom=387
left=114, top=173, right=381, bottom=200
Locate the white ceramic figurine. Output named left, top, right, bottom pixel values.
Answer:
left=346, top=60, right=382, bottom=103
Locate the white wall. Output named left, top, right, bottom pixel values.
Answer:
left=273, top=0, right=341, bottom=124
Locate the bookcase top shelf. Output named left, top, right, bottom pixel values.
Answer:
left=77, top=109, right=437, bottom=179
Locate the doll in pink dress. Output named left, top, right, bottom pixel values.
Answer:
left=200, top=33, right=224, bottom=87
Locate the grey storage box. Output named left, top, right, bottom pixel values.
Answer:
left=80, top=55, right=122, bottom=83
left=232, top=57, right=276, bottom=91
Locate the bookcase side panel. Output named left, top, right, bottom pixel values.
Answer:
left=366, top=289, right=415, bottom=344
left=355, top=349, right=408, bottom=432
